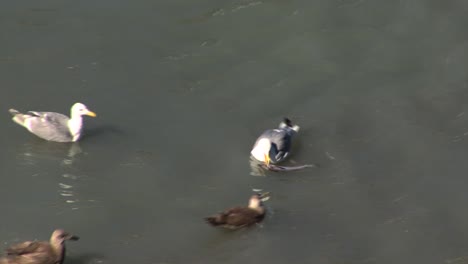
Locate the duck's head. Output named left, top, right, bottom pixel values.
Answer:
left=50, top=229, right=80, bottom=245
left=248, top=192, right=270, bottom=209
left=71, top=103, right=96, bottom=118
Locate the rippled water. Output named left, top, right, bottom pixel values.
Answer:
left=1, top=0, right=468, bottom=263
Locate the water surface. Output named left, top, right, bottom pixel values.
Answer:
left=1, top=0, right=468, bottom=263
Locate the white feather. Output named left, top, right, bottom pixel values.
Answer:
left=250, top=138, right=271, bottom=162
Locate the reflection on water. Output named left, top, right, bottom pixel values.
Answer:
left=15, top=140, right=99, bottom=214
left=249, top=156, right=268, bottom=176
left=57, top=172, right=100, bottom=215
left=17, top=141, right=83, bottom=167
left=62, top=143, right=83, bottom=166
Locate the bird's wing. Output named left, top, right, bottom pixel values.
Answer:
left=259, top=129, right=292, bottom=161
left=25, top=112, right=72, bottom=142
left=223, top=207, right=260, bottom=227
left=5, top=241, right=45, bottom=256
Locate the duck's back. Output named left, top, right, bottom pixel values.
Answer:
left=206, top=206, right=264, bottom=229
left=0, top=241, right=58, bottom=264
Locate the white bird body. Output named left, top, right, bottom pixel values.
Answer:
left=9, top=103, right=96, bottom=142
left=251, top=118, right=300, bottom=164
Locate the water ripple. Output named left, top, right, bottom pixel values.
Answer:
left=55, top=173, right=100, bottom=214
left=231, top=1, right=262, bottom=12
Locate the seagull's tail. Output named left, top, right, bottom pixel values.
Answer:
left=279, top=117, right=300, bottom=132
left=9, top=109, right=28, bottom=127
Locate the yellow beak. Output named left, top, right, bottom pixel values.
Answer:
left=264, top=154, right=271, bottom=166
left=86, top=111, right=97, bottom=117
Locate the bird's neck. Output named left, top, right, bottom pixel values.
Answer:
left=50, top=241, right=65, bottom=264
left=68, top=116, right=83, bottom=141
left=248, top=202, right=264, bottom=213
left=249, top=206, right=264, bottom=214
left=59, top=246, right=66, bottom=264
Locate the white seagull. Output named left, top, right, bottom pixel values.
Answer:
left=250, top=118, right=300, bottom=165
left=9, top=102, right=96, bottom=142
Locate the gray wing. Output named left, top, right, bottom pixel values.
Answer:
left=27, top=112, right=73, bottom=142
left=257, top=129, right=294, bottom=161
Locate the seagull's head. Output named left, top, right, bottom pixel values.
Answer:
left=71, top=103, right=96, bottom=118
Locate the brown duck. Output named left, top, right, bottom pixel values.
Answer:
left=204, top=193, right=269, bottom=229
left=0, top=229, right=79, bottom=264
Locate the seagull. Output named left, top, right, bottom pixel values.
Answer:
left=250, top=118, right=300, bottom=165
left=9, top=102, right=96, bottom=142
left=204, top=193, right=269, bottom=229
left=0, top=229, right=79, bottom=264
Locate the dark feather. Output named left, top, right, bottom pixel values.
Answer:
left=257, top=129, right=292, bottom=162
left=205, top=206, right=265, bottom=229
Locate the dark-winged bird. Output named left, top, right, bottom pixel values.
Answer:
left=0, top=229, right=79, bottom=264
left=205, top=193, right=269, bottom=229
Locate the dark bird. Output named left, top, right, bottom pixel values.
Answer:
left=204, top=193, right=269, bottom=229
left=0, top=229, right=79, bottom=264
left=250, top=118, right=300, bottom=165
left=9, top=103, right=96, bottom=142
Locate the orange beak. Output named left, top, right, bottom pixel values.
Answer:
left=264, top=154, right=271, bottom=166
left=86, top=111, right=97, bottom=117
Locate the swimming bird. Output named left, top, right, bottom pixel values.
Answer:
left=9, top=103, right=96, bottom=142
left=250, top=118, right=300, bottom=165
left=204, top=193, right=269, bottom=229
left=0, top=229, right=79, bottom=264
